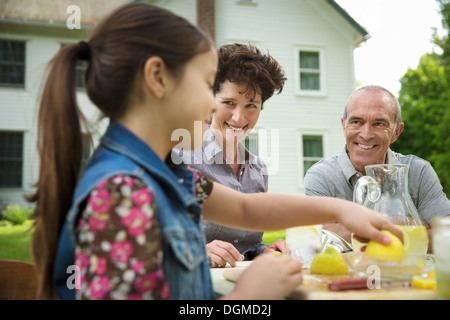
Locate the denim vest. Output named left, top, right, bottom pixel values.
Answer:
left=53, top=121, right=214, bottom=300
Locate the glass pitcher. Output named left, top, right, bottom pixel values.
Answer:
left=352, top=164, right=428, bottom=255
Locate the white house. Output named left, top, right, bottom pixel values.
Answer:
left=0, top=0, right=368, bottom=208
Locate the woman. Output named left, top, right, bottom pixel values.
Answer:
left=185, top=43, right=286, bottom=267
left=30, top=3, right=401, bottom=300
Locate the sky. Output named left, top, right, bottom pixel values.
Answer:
left=334, top=0, right=445, bottom=96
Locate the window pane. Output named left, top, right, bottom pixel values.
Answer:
left=80, top=133, right=92, bottom=169
left=303, top=135, right=323, bottom=157
left=300, top=72, right=320, bottom=91
left=75, top=61, right=86, bottom=89
left=300, top=51, right=319, bottom=69
left=0, top=40, right=25, bottom=87
left=304, top=160, right=318, bottom=175
left=0, top=132, right=23, bottom=187
left=61, top=44, right=86, bottom=90
left=244, top=134, right=258, bottom=155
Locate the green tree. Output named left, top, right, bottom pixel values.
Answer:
left=394, top=0, right=450, bottom=195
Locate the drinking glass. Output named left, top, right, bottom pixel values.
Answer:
left=433, top=216, right=450, bottom=300
left=285, top=225, right=322, bottom=267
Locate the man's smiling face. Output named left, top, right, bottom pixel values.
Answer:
left=341, top=88, right=404, bottom=174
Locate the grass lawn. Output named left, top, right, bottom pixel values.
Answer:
left=262, top=229, right=285, bottom=245
left=0, top=220, right=34, bottom=262
left=0, top=221, right=283, bottom=262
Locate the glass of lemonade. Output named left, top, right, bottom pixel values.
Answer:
left=285, top=225, right=322, bottom=267
left=433, top=216, right=450, bottom=300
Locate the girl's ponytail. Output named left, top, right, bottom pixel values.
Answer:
left=29, top=42, right=89, bottom=299
left=28, top=2, right=213, bottom=299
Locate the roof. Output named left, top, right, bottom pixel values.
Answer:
left=0, top=0, right=128, bottom=27
left=0, top=0, right=370, bottom=44
left=326, top=0, right=370, bottom=43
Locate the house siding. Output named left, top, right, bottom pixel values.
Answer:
left=215, top=0, right=358, bottom=193
left=0, top=0, right=364, bottom=207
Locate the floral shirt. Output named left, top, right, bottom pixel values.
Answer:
left=75, top=169, right=213, bottom=300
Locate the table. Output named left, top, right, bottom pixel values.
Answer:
left=210, top=261, right=252, bottom=298
left=210, top=261, right=437, bottom=300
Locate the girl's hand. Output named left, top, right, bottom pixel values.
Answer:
left=337, top=203, right=404, bottom=245
left=224, top=253, right=302, bottom=300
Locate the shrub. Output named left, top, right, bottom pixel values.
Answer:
left=1, top=205, right=32, bottom=225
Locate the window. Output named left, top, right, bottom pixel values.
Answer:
left=244, top=133, right=258, bottom=156
left=302, top=135, right=323, bottom=176
left=80, top=133, right=93, bottom=170
left=0, top=132, right=24, bottom=188
left=75, top=61, right=86, bottom=90
left=295, top=47, right=325, bottom=96
left=61, top=43, right=86, bottom=90
left=237, top=0, right=258, bottom=4
left=300, top=51, right=320, bottom=90
left=0, top=40, right=26, bottom=88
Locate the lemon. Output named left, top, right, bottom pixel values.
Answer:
left=310, top=247, right=349, bottom=275
left=365, top=230, right=406, bottom=262
left=270, top=251, right=284, bottom=257
left=412, top=271, right=436, bottom=291
left=396, top=225, right=415, bottom=252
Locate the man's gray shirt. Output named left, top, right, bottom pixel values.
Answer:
left=304, top=147, right=450, bottom=224
left=180, top=128, right=269, bottom=260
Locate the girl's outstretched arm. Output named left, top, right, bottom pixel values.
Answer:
left=203, top=182, right=402, bottom=245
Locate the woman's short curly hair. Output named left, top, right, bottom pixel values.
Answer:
left=213, top=43, right=286, bottom=107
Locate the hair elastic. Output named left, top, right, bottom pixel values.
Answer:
left=78, top=41, right=90, bottom=61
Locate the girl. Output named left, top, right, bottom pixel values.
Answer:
left=30, top=3, right=401, bottom=300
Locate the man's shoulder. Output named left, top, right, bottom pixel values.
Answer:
left=391, top=150, right=432, bottom=168
left=306, top=154, right=340, bottom=174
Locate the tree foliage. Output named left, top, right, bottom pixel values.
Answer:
left=393, top=0, right=450, bottom=195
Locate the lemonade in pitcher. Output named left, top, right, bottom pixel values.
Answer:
left=352, top=224, right=428, bottom=254
left=352, top=164, right=429, bottom=256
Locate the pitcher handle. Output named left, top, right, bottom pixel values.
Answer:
left=353, top=176, right=381, bottom=207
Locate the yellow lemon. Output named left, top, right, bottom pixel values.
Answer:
left=310, top=247, right=349, bottom=275
left=412, top=272, right=436, bottom=291
left=396, top=225, right=412, bottom=252
left=365, top=230, right=406, bottom=262
left=270, top=251, right=284, bottom=257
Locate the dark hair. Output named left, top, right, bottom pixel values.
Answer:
left=213, top=43, right=286, bottom=106
left=28, top=3, right=213, bottom=299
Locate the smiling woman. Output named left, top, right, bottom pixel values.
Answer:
left=211, top=81, right=262, bottom=165
left=183, top=43, right=288, bottom=267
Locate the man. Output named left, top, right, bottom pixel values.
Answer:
left=304, top=85, right=450, bottom=248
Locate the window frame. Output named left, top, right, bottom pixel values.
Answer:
left=297, top=130, right=327, bottom=188
left=294, top=46, right=326, bottom=97
left=0, top=39, right=26, bottom=88
left=0, top=131, right=24, bottom=188
left=244, top=131, right=259, bottom=156
left=60, top=43, right=87, bottom=90
left=302, top=135, right=324, bottom=175
left=236, top=0, right=258, bottom=5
